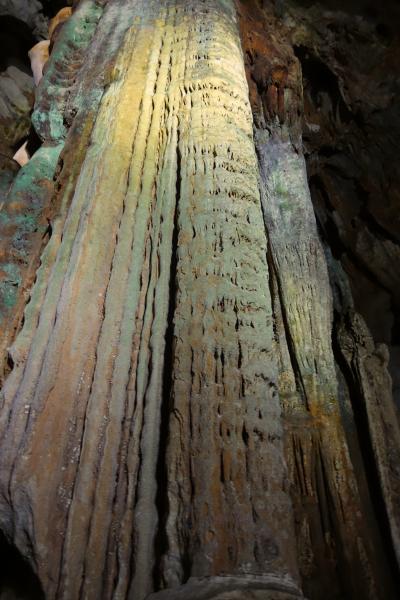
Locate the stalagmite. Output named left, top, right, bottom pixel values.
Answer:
left=337, top=311, right=400, bottom=566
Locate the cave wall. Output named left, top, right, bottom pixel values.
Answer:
left=0, top=1, right=399, bottom=599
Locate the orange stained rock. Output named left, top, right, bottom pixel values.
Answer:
left=271, top=65, right=288, bottom=86
left=12, top=140, right=30, bottom=167
left=48, top=7, right=73, bottom=40
left=28, top=40, right=50, bottom=86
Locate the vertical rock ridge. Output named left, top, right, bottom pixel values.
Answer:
left=257, top=131, right=378, bottom=599
left=337, top=311, right=400, bottom=567
left=0, top=1, right=304, bottom=598
left=237, top=1, right=398, bottom=598
left=160, top=2, right=301, bottom=595
left=0, top=0, right=105, bottom=385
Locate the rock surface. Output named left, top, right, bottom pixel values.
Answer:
left=238, top=2, right=398, bottom=598
left=0, top=1, right=398, bottom=599
left=284, top=0, right=400, bottom=408
left=0, top=1, right=303, bottom=598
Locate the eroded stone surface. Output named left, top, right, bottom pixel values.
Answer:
left=337, top=311, right=400, bottom=566
left=238, top=1, right=399, bottom=598
left=0, top=1, right=303, bottom=599
left=0, top=0, right=104, bottom=384
left=0, top=1, right=399, bottom=600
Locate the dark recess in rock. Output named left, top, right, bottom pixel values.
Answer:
left=0, top=532, right=44, bottom=600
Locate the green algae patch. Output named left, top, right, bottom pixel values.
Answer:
left=0, top=144, right=62, bottom=324
left=0, top=2, right=105, bottom=373
left=32, top=0, right=104, bottom=142
left=0, top=264, right=22, bottom=310
left=10, top=145, right=62, bottom=202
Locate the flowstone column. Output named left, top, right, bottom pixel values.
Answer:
left=156, top=3, right=303, bottom=599
left=0, top=1, right=305, bottom=599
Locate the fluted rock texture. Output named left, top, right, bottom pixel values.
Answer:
left=0, top=1, right=399, bottom=599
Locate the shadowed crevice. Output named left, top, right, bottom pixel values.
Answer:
left=0, top=531, right=45, bottom=600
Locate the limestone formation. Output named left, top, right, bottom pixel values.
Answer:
left=12, top=139, right=29, bottom=166
left=0, top=1, right=398, bottom=599
left=337, top=311, right=400, bottom=567
left=0, top=2, right=304, bottom=598
left=28, top=40, right=50, bottom=86
left=48, top=7, right=72, bottom=41
left=0, top=65, right=34, bottom=160
left=8, top=8, right=72, bottom=172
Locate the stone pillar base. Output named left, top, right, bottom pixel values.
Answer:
left=146, top=575, right=306, bottom=600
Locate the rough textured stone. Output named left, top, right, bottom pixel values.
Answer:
left=238, top=1, right=399, bottom=598
left=0, top=0, right=103, bottom=384
left=0, top=63, right=34, bottom=204
left=284, top=0, right=400, bottom=409
left=0, top=1, right=398, bottom=600
left=0, top=1, right=303, bottom=599
left=337, top=311, right=400, bottom=567
left=0, top=66, right=33, bottom=150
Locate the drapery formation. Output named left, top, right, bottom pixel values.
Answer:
left=0, top=1, right=398, bottom=599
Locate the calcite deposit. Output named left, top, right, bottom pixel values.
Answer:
left=28, top=40, right=50, bottom=86
left=0, top=1, right=398, bottom=599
